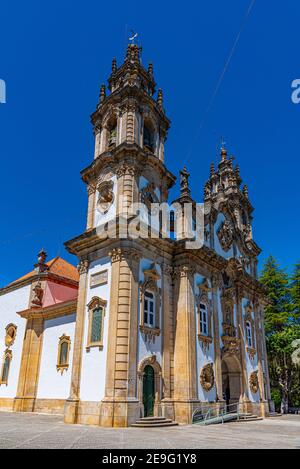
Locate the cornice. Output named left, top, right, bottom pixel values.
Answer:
left=17, top=299, right=77, bottom=320
left=0, top=272, right=78, bottom=297
left=80, top=143, right=176, bottom=189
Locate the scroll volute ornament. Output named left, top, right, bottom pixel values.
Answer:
left=200, top=363, right=215, bottom=392
left=249, top=371, right=259, bottom=394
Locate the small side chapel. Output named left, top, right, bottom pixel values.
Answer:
left=0, top=44, right=272, bottom=427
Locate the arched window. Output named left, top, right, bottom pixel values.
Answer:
left=86, top=297, right=107, bottom=351
left=246, top=321, right=253, bottom=348
left=144, top=291, right=155, bottom=328
left=143, top=121, right=155, bottom=153
left=199, top=303, right=208, bottom=336
left=106, top=115, right=118, bottom=149
left=0, top=350, right=12, bottom=385
left=57, top=335, right=71, bottom=374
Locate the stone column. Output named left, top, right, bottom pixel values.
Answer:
left=211, top=273, right=224, bottom=404
left=14, top=317, right=44, bottom=412
left=161, top=264, right=174, bottom=419
left=100, top=248, right=140, bottom=427
left=236, top=287, right=250, bottom=408
left=173, top=264, right=199, bottom=424
left=254, top=304, right=268, bottom=417
left=260, top=309, right=273, bottom=410
left=64, top=259, right=89, bottom=424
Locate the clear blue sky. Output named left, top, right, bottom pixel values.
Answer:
left=0, top=0, right=299, bottom=286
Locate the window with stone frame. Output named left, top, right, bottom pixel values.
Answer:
left=244, top=302, right=256, bottom=359
left=246, top=321, right=253, bottom=348
left=139, top=264, right=161, bottom=342
left=86, top=297, right=107, bottom=351
left=0, top=350, right=12, bottom=385
left=199, top=303, right=209, bottom=336
left=196, top=280, right=213, bottom=349
left=144, top=291, right=155, bottom=328
left=57, top=335, right=71, bottom=374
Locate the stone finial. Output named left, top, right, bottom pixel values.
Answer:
left=243, top=184, right=249, bottom=198
left=204, top=181, right=211, bottom=199
left=112, top=57, right=117, bottom=74
left=148, top=62, right=153, bottom=75
left=221, top=147, right=227, bottom=162
left=35, top=249, right=48, bottom=273
left=210, top=163, right=215, bottom=177
left=180, top=166, right=191, bottom=197
left=157, top=89, right=163, bottom=109
left=100, top=84, right=106, bottom=103
left=235, top=164, right=240, bottom=179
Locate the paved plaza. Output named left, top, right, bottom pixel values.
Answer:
left=0, top=412, right=299, bottom=449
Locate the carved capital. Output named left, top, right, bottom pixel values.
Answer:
left=77, top=259, right=89, bottom=275
left=109, top=248, right=141, bottom=263
left=175, top=265, right=196, bottom=278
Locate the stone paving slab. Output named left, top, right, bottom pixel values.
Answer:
left=0, top=412, right=299, bottom=449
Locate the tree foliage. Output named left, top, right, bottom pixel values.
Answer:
left=260, top=257, right=300, bottom=413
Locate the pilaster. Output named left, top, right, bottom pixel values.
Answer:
left=64, top=259, right=89, bottom=424
left=100, top=247, right=141, bottom=427
left=14, top=317, right=44, bottom=412
left=211, top=273, right=224, bottom=402
left=160, top=264, right=175, bottom=419
left=173, top=264, right=199, bottom=424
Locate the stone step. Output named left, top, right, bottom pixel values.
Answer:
left=131, top=422, right=179, bottom=428
left=132, top=417, right=178, bottom=428
left=139, top=417, right=169, bottom=422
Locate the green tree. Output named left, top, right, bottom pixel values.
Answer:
left=267, top=326, right=300, bottom=413
left=260, top=256, right=290, bottom=334
left=290, top=262, right=300, bottom=322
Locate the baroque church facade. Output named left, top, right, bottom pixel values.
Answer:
left=0, top=44, right=272, bottom=427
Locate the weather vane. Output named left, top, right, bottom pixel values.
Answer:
left=128, top=30, right=138, bottom=44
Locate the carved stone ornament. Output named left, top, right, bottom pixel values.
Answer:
left=217, top=220, right=234, bottom=252
left=77, top=259, right=89, bottom=275
left=200, top=363, right=215, bottom=392
left=96, top=180, right=114, bottom=214
left=222, top=336, right=240, bottom=356
left=249, top=371, right=259, bottom=394
left=141, top=182, right=159, bottom=211
left=31, top=281, right=44, bottom=307
left=5, top=324, right=17, bottom=348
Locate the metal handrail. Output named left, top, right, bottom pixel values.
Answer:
left=192, top=402, right=242, bottom=425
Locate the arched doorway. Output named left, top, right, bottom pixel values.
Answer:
left=138, top=355, right=162, bottom=418
left=143, top=365, right=155, bottom=417
left=221, top=355, right=242, bottom=408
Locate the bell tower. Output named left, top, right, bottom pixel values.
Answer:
left=64, top=43, right=176, bottom=427
left=82, top=43, right=176, bottom=233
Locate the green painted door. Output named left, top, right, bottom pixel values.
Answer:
left=143, top=365, right=155, bottom=417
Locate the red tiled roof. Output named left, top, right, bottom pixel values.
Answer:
left=7, top=257, right=79, bottom=286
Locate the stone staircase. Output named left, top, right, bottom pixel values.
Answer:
left=238, top=413, right=263, bottom=422
left=131, top=417, right=178, bottom=428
